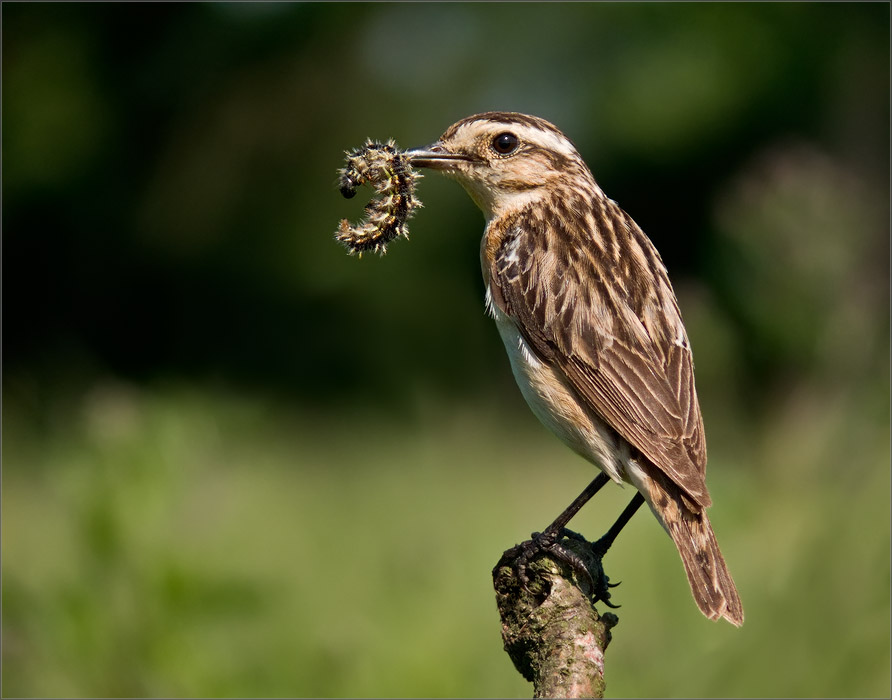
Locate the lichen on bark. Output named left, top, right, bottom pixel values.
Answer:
left=493, top=533, right=618, bottom=699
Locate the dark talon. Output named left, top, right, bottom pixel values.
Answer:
left=501, top=529, right=623, bottom=607
left=496, top=474, right=644, bottom=611
left=560, top=527, right=589, bottom=543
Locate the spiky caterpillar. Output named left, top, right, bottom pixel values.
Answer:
left=335, top=139, right=422, bottom=256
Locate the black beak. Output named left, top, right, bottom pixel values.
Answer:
left=406, top=142, right=471, bottom=170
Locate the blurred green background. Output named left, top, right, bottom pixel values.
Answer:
left=3, top=3, right=890, bottom=697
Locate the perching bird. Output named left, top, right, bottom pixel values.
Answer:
left=407, top=112, right=743, bottom=626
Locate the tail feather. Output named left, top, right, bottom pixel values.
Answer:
left=628, top=461, right=744, bottom=626
left=666, top=506, right=744, bottom=626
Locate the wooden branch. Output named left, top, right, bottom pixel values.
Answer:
left=492, top=533, right=619, bottom=699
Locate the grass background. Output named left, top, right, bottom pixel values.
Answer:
left=4, top=379, right=889, bottom=697
left=3, top=2, right=890, bottom=697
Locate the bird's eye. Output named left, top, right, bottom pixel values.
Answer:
left=492, top=132, right=520, bottom=155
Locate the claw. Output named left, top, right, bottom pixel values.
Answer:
left=500, top=529, right=620, bottom=608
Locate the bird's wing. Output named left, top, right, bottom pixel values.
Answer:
left=488, top=206, right=710, bottom=508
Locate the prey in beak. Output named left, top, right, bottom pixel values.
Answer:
left=333, top=136, right=475, bottom=257
left=333, top=138, right=422, bottom=256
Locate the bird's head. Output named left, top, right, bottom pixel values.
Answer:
left=407, top=112, right=595, bottom=220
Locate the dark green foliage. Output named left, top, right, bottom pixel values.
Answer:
left=3, top=3, right=889, bottom=697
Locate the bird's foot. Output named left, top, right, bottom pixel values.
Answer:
left=496, top=527, right=618, bottom=607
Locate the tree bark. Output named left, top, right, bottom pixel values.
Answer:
left=493, top=533, right=618, bottom=699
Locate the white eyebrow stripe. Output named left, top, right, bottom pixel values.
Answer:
left=511, top=124, right=578, bottom=158
left=456, top=120, right=579, bottom=159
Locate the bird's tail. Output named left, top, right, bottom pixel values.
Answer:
left=630, top=463, right=744, bottom=626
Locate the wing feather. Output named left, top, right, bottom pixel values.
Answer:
left=491, top=205, right=710, bottom=508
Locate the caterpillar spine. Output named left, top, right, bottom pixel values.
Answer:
left=334, top=139, right=422, bottom=257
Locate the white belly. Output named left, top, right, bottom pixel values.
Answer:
left=489, top=301, right=631, bottom=485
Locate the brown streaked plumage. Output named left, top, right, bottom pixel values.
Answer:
left=408, top=111, right=743, bottom=626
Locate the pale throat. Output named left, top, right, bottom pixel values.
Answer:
left=455, top=175, right=550, bottom=223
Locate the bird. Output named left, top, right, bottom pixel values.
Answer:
left=406, top=111, right=743, bottom=626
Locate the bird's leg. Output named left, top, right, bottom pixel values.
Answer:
left=505, top=473, right=611, bottom=599
left=499, top=479, right=648, bottom=608
left=536, top=472, right=611, bottom=541
left=591, top=492, right=645, bottom=559
left=573, top=492, right=645, bottom=601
